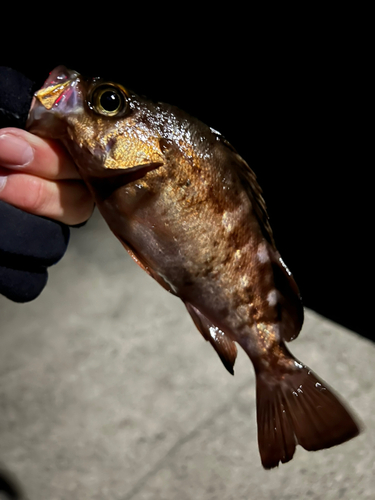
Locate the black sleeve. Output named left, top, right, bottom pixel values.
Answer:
left=0, top=67, right=71, bottom=302
left=0, top=66, right=37, bottom=129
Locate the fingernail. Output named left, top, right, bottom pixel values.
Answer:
left=0, top=175, right=7, bottom=193
left=0, top=133, right=34, bottom=168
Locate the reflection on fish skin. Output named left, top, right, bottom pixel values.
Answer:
left=27, top=66, right=360, bottom=468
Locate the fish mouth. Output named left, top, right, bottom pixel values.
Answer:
left=26, top=66, right=83, bottom=138
left=34, top=79, right=73, bottom=110
left=41, top=65, right=79, bottom=88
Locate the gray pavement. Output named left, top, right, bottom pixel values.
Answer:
left=0, top=211, right=374, bottom=500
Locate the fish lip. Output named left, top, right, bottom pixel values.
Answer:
left=33, top=80, right=73, bottom=110
left=26, top=66, right=83, bottom=137
left=36, top=66, right=82, bottom=111
left=41, top=65, right=80, bottom=89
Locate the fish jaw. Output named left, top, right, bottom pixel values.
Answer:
left=27, top=66, right=84, bottom=139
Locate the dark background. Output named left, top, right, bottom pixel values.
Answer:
left=2, top=15, right=371, bottom=341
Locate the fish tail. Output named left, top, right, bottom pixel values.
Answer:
left=255, top=352, right=360, bottom=469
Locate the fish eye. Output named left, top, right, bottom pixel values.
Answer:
left=89, top=83, right=128, bottom=117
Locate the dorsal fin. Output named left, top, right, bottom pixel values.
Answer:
left=271, top=249, right=304, bottom=342
left=218, top=134, right=275, bottom=248
left=185, top=302, right=237, bottom=374
left=218, top=134, right=303, bottom=342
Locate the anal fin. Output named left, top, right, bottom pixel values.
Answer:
left=185, top=303, right=237, bottom=375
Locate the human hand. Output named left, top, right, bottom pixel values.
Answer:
left=0, top=128, right=94, bottom=225
left=0, top=127, right=94, bottom=302
left=0, top=66, right=94, bottom=302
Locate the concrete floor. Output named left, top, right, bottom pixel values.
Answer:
left=0, top=211, right=374, bottom=500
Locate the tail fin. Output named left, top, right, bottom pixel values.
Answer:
left=256, top=360, right=360, bottom=469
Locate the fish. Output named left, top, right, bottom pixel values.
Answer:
left=26, top=66, right=359, bottom=468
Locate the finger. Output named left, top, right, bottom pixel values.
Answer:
left=0, top=128, right=81, bottom=181
left=0, top=170, right=95, bottom=225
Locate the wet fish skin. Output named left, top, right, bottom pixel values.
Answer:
left=27, top=66, right=359, bottom=468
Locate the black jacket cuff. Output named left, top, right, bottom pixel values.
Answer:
left=0, top=66, right=37, bottom=129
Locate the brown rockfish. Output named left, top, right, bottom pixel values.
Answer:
left=27, top=66, right=359, bottom=468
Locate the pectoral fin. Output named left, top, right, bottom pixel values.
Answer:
left=185, top=303, right=237, bottom=375
left=116, top=237, right=175, bottom=293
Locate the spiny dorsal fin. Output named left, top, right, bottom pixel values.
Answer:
left=217, top=134, right=275, bottom=248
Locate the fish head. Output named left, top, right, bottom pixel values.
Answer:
left=27, top=66, right=165, bottom=179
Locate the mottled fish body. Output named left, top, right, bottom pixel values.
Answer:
left=27, top=67, right=359, bottom=468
